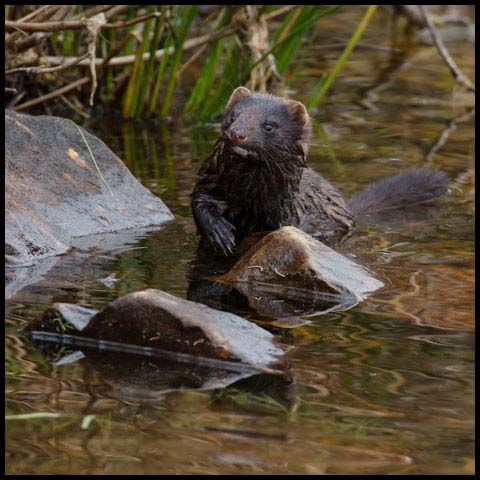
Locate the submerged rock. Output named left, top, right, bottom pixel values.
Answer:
left=5, top=110, right=173, bottom=266
left=217, top=226, right=384, bottom=308
left=29, top=289, right=286, bottom=372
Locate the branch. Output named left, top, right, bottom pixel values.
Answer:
left=6, top=5, right=75, bottom=49
left=426, top=108, right=475, bottom=163
left=418, top=6, right=475, bottom=92
left=16, top=5, right=60, bottom=23
left=5, top=12, right=161, bottom=32
left=391, top=5, right=426, bottom=28
left=15, top=77, right=91, bottom=111
left=261, top=5, right=297, bottom=22
left=5, top=53, right=90, bottom=75
left=102, top=11, right=161, bottom=29
left=71, top=5, right=126, bottom=21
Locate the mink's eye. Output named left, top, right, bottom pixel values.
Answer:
left=263, top=123, right=274, bottom=132
left=230, top=112, right=236, bottom=123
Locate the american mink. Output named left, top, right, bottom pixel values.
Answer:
left=191, top=87, right=449, bottom=255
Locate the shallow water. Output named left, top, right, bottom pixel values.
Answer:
left=5, top=7, right=474, bottom=475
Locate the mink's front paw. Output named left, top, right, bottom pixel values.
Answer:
left=206, top=217, right=236, bottom=256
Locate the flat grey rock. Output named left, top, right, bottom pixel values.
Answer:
left=5, top=110, right=173, bottom=266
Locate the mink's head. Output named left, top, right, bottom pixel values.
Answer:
left=221, top=87, right=312, bottom=162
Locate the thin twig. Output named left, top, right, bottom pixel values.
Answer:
left=418, top=5, right=475, bottom=92
left=177, top=43, right=208, bottom=76
left=5, top=12, right=161, bottom=32
left=391, top=5, right=426, bottom=28
left=8, top=91, right=26, bottom=108
left=103, top=11, right=161, bottom=29
left=5, top=53, right=90, bottom=75
left=71, top=5, right=123, bottom=21
left=59, top=94, right=90, bottom=119
left=103, top=6, right=129, bottom=19
left=5, top=23, right=29, bottom=36
left=261, top=5, right=297, bottom=22
left=5, top=5, right=61, bottom=44
left=426, top=108, right=475, bottom=163
left=15, top=77, right=90, bottom=111
left=7, top=5, right=75, bottom=49
left=17, top=5, right=60, bottom=23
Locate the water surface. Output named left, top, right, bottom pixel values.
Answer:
left=6, top=7, right=474, bottom=475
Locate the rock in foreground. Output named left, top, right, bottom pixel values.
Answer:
left=5, top=110, right=173, bottom=265
left=30, top=289, right=285, bottom=372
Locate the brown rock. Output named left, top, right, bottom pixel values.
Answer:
left=218, top=226, right=384, bottom=303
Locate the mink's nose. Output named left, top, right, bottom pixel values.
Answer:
left=228, top=129, right=247, bottom=144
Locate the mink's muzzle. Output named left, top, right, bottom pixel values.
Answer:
left=221, top=133, right=263, bottom=160
left=226, top=128, right=247, bottom=145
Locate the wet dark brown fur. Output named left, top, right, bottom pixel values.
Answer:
left=191, top=87, right=449, bottom=256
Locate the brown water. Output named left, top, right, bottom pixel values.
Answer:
left=5, top=7, right=474, bottom=475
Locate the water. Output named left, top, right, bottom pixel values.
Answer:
left=5, top=7, right=474, bottom=475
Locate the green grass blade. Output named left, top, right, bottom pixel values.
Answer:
left=307, top=5, right=378, bottom=108
left=184, top=7, right=230, bottom=114
left=130, top=15, right=154, bottom=116
left=68, top=119, right=114, bottom=196
left=273, top=6, right=315, bottom=75
left=136, top=7, right=164, bottom=116
left=81, top=414, right=97, bottom=430
left=148, top=25, right=174, bottom=115
left=199, top=37, right=243, bottom=120
left=6, top=412, right=62, bottom=420
left=160, top=5, right=199, bottom=117
left=122, top=13, right=154, bottom=117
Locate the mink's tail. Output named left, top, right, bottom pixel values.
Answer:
left=347, top=168, right=449, bottom=217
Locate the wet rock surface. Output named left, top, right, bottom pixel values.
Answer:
left=29, top=289, right=286, bottom=372
left=203, top=227, right=383, bottom=318
left=5, top=110, right=173, bottom=266
left=218, top=226, right=384, bottom=305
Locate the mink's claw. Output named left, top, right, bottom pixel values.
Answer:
left=208, top=217, right=236, bottom=256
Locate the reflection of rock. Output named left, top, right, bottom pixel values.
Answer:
left=29, top=289, right=286, bottom=372
left=5, top=110, right=173, bottom=266
left=218, top=227, right=384, bottom=304
left=187, top=278, right=249, bottom=313
left=5, top=255, right=61, bottom=300
left=6, top=227, right=161, bottom=300
left=210, top=372, right=297, bottom=415
left=28, top=339, right=294, bottom=405
left=188, top=277, right=358, bottom=322
left=231, top=282, right=359, bottom=320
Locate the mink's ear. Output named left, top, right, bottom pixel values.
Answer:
left=285, top=99, right=312, bottom=155
left=226, top=86, right=251, bottom=110
left=285, top=99, right=310, bottom=126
